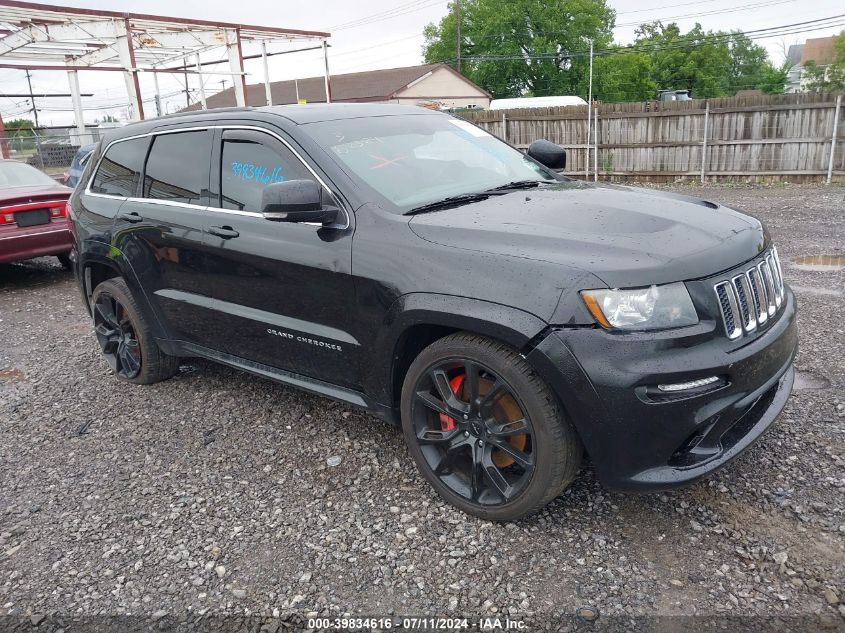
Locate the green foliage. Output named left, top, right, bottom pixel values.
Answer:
left=423, top=0, right=616, bottom=98
left=590, top=48, right=655, bottom=101
left=422, top=1, right=789, bottom=102
left=3, top=118, right=36, bottom=137
left=802, top=31, right=845, bottom=92
left=633, top=22, right=731, bottom=97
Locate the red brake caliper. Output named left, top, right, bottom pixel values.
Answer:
left=438, top=374, right=465, bottom=432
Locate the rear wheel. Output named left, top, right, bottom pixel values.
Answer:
left=400, top=332, right=582, bottom=521
left=90, top=278, right=179, bottom=385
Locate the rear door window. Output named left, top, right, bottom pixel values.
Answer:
left=143, top=130, right=212, bottom=205
left=90, top=137, right=148, bottom=197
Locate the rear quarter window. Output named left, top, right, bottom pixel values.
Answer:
left=89, top=137, right=148, bottom=197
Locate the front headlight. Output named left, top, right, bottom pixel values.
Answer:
left=580, top=282, right=698, bottom=330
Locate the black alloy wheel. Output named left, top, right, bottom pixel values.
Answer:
left=411, top=359, right=536, bottom=505
left=90, top=277, right=179, bottom=385
left=401, top=333, right=582, bottom=520
left=93, top=293, right=142, bottom=379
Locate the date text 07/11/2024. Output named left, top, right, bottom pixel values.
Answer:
left=306, top=616, right=527, bottom=630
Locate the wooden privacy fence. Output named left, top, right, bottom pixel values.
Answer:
left=458, top=92, right=845, bottom=183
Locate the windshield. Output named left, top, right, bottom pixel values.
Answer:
left=0, top=161, right=58, bottom=188
left=306, top=113, right=558, bottom=212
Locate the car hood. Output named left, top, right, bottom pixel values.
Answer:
left=408, top=181, right=767, bottom=288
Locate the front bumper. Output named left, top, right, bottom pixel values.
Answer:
left=527, top=287, right=797, bottom=491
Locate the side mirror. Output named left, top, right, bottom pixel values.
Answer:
left=261, top=179, right=337, bottom=224
left=527, top=139, right=567, bottom=170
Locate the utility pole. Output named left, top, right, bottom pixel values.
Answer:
left=25, top=70, right=39, bottom=128
left=183, top=62, right=190, bottom=108
left=585, top=39, right=593, bottom=179
left=455, top=0, right=461, bottom=74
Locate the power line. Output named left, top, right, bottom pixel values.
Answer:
left=332, top=0, right=446, bottom=31
left=448, top=14, right=845, bottom=63
left=615, top=0, right=797, bottom=28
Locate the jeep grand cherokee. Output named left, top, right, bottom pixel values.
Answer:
left=68, top=104, right=797, bottom=520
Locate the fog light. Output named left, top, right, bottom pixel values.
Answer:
left=657, top=376, right=720, bottom=392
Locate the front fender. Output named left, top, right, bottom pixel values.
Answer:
left=362, top=292, right=550, bottom=408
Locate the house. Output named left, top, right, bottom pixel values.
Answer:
left=186, top=63, right=491, bottom=111
left=785, top=36, right=839, bottom=93
left=784, top=43, right=804, bottom=93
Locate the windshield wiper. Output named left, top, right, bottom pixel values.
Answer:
left=406, top=192, right=491, bottom=215
left=484, top=179, right=545, bottom=192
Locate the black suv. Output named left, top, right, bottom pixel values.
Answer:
left=69, top=104, right=797, bottom=520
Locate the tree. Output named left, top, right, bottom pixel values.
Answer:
left=756, top=61, right=791, bottom=94
left=726, top=32, right=779, bottom=93
left=590, top=47, right=655, bottom=101
left=802, top=30, right=845, bottom=92
left=423, top=0, right=616, bottom=98
left=3, top=118, right=36, bottom=137
left=632, top=23, right=732, bottom=98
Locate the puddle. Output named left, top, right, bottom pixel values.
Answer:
left=791, top=255, right=845, bottom=272
left=793, top=370, right=830, bottom=391
left=0, top=367, right=25, bottom=382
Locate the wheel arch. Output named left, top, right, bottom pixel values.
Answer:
left=80, top=256, right=122, bottom=315
left=78, top=247, right=169, bottom=342
left=364, top=293, right=550, bottom=415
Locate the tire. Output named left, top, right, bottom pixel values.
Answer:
left=90, top=278, right=179, bottom=385
left=400, top=332, right=582, bottom=521
left=56, top=253, right=72, bottom=270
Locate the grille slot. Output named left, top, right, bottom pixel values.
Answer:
left=767, top=250, right=784, bottom=306
left=746, top=267, right=767, bottom=325
left=714, top=249, right=785, bottom=340
left=759, top=260, right=776, bottom=316
left=715, top=281, right=742, bottom=340
left=731, top=274, right=756, bottom=332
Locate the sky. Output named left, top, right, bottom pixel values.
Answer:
left=1, top=0, right=843, bottom=126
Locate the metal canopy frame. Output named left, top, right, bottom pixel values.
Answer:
left=0, top=0, right=331, bottom=133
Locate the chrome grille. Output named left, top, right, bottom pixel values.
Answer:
left=731, top=273, right=756, bottom=332
left=714, top=249, right=785, bottom=340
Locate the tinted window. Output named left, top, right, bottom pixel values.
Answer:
left=219, top=137, right=313, bottom=211
left=143, top=131, right=211, bottom=204
left=90, top=137, right=147, bottom=197
left=307, top=115, right=555, bottom=211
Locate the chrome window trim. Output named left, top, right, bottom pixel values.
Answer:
left=83, top=124, right=350, bottom=229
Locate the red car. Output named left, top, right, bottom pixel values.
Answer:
left=0, top=160, right=73, bottom=267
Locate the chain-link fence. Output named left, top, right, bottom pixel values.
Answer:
left=0, top=126, right=107, bottom=177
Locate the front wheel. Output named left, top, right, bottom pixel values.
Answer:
left=90, top=278, right=179, bottom=385
left=400, top=333, right=582, bottom=521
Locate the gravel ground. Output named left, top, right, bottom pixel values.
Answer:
left=0, top=184, right=843, bottom=632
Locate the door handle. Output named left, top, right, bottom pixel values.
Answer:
left=118, top=211, right=142, bottom=223
left=208, top=225, right=239, bottom=239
